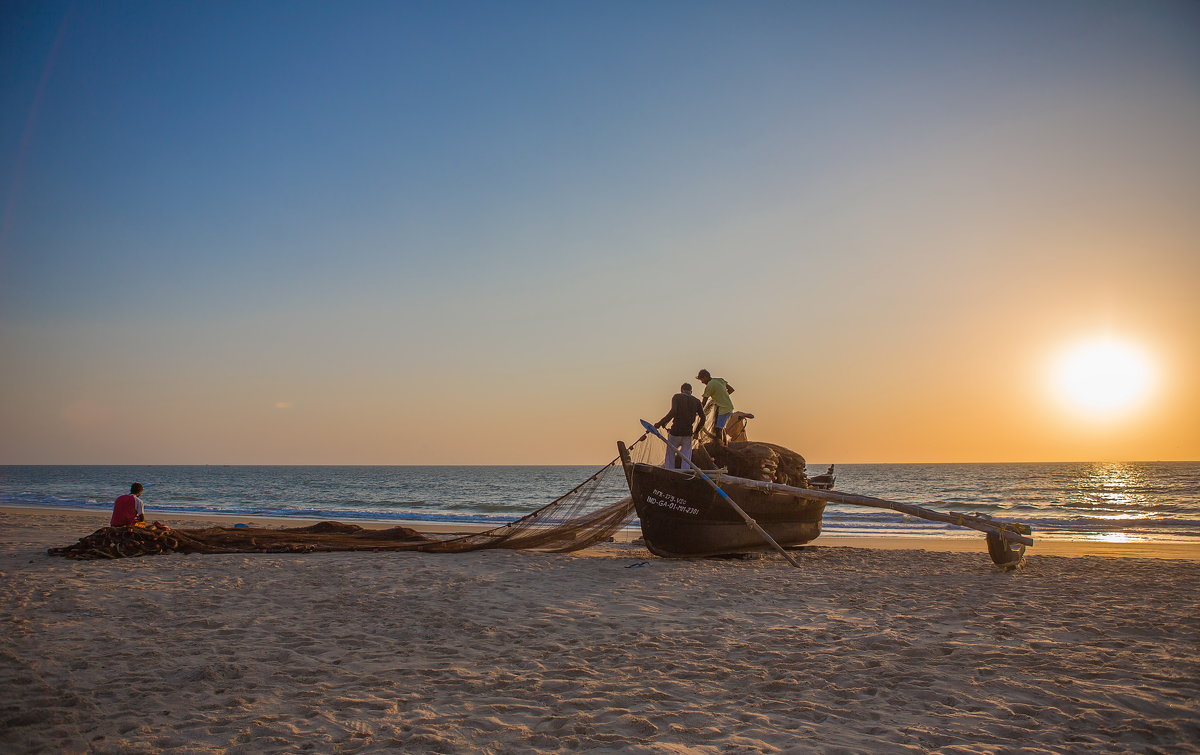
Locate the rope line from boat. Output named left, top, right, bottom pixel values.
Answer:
left=406, top=431, right=652, bottom=553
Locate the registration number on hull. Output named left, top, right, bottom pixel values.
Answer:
left=646, top=488, right=700, bottom=516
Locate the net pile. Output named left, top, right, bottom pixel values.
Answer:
left=695, top=441, right=809, bottom=487
left=48, top=521, right=434, bottom=560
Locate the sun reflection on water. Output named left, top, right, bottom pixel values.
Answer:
left=1080, top=532, right=1148, bottom=543
left=1072, top=462, right=1153, bottom=517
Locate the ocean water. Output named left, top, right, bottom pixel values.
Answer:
left=2, top=461, right=1198, bottom=543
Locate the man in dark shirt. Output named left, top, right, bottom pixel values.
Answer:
left=654, top=383, right=704, bottom=469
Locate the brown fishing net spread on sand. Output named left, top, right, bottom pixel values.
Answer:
left=49, top=439, right=652, bottom=560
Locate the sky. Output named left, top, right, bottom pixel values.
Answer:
left=1, top=0, right=1198, bottom=465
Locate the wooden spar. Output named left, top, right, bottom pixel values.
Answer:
left=638, top=421, right=803, bottom=568
left=617, top=441, right=634, bottom=487
left=714, top=475, right=1035, bottom=547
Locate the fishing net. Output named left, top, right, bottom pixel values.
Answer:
left=412, top=433, right=655, bottom=553
left=49, top=435, right=661, bottom=560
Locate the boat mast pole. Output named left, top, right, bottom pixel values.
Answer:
left=639, top=420, right=802, bottom=569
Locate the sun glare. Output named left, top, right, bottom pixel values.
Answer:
left=1052, top=337, right=1154, bottom=415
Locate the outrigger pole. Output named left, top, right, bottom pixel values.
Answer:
left=717, top=478, right=1034, bottom=547
left=718, top=477, right=1032, bottom=567
left=639, top=420, right=803, bottom=568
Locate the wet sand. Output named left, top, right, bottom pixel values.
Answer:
left=2, top=507, right=1198, bottom=753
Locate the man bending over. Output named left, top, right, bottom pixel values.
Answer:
left=696, top=369, right=735, bottom=446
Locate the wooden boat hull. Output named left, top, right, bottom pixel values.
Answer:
left=626, top=462, right=825, bottom=558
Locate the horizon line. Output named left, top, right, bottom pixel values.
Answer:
left=3, top=460, right=1197, bottom=467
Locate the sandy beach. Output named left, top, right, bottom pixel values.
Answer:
left=2, top=507, right=1198, bottom=754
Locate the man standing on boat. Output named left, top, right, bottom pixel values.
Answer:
left=696, top=369, right=735, bottom=445
left=654, top=383, right=704, bottom=469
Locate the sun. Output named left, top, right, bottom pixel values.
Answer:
left=1052, top=337, right=1155, bottom=415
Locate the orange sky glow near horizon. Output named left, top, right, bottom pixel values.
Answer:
left=2, top=2, right=1198, bottom=466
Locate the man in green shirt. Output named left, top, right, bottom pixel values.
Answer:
left=696, top=369, right=735, bottom=445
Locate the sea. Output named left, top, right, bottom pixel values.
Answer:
left=2, top=462, right=1198, bottom=543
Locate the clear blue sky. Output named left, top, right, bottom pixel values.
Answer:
left=2, top=0, right=1198, bottom=463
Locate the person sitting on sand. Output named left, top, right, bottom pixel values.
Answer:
left=654, top=383, right=705, bottom=469
left=696, top=369, right=735, bottom=445
left=111, top=483, right=146, bottom=527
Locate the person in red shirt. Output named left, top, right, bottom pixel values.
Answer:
left=110, top=483, right=146, bottom=527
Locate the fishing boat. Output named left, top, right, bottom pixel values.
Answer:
left=808, top=465, right=835, bottom=490
left=619, top=445, right=825, bottom=558
left=621, top=423, right=1034, bottom=569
